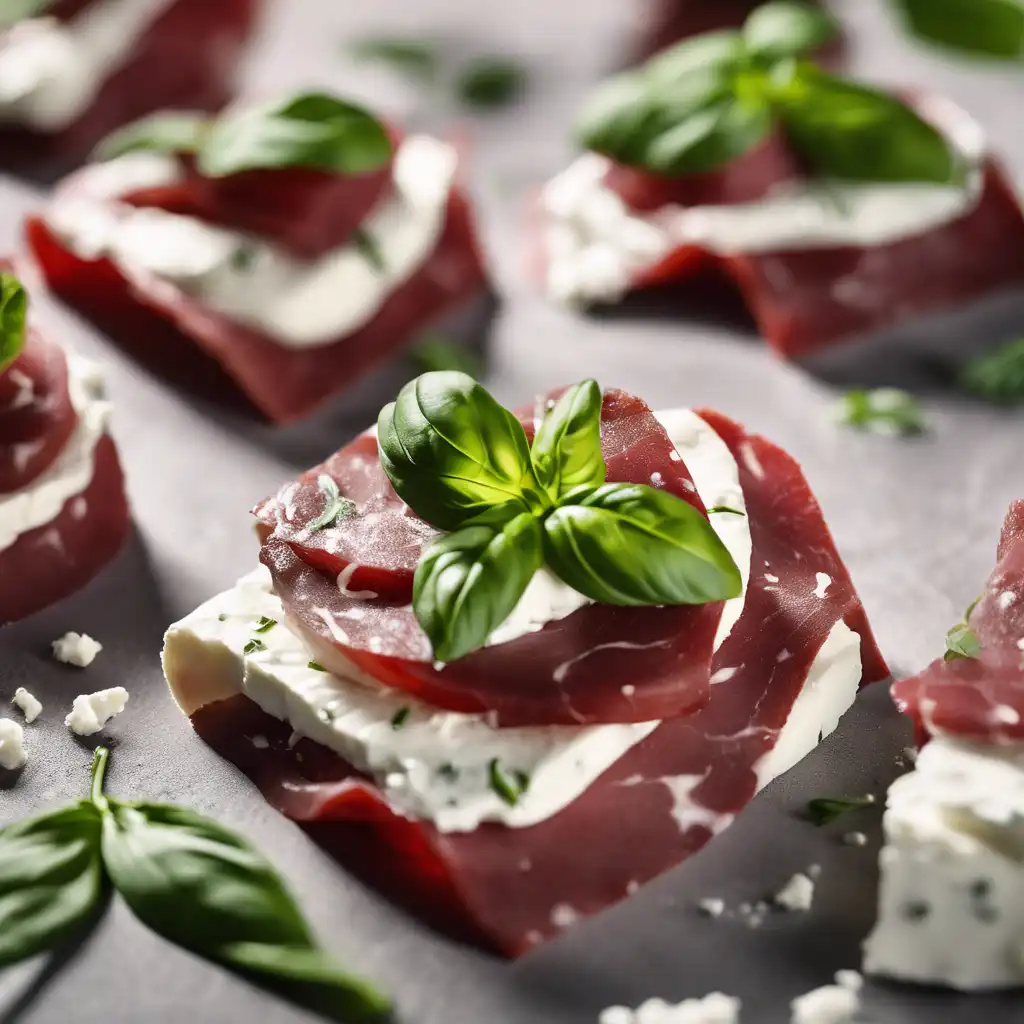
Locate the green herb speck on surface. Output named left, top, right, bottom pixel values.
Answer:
left=243, top=638, right=266, bottom=656
left=488, top=758, right=530, bottom=806
left=835, top=388, right=928, bottom=437
left=806, top=794, right=876, bottom=826
left=456, top=58, right=527, bottom=110
left=960, top=338, right=1024, bottom=405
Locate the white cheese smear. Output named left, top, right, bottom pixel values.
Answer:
left=45, top=135, right=459, bottom=348
left=0, top=0, right=175, bottom=130
left=0, top=355, right=111, bottom=553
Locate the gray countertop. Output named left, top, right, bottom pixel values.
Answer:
left=2, top=1, right=1024, bottom=1021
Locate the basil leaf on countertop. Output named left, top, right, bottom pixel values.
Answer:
left=93, top=111, right=209, bottom=163
left=101, top=800, right=389, bottom=1022
left=531, top=379, right=606, bottom=500
left=945, top=623, right=982, bottom=661
left=378, top=371, right=545, bottom=531
left=413, top=508, right=543, bottom=662
left=0, top=802, right=107, bottom=968
left=743, top=1, right=839, bottom=61
left=835, top=388, right=928, bottom=436
left=543, top=482, right=742, bottom=606
left=807, top=795, right=876, bottom=826
left=960, top=338, right=1024, bottom=405
left=348, top=38, right=439, bottom=81
left=198, top=93, right=393, bottom=179
left=893, top=0, right=1024, bottom=60
left=0, top=272, right=27, bottom=373
left=456, top=58, right=527, bottom=110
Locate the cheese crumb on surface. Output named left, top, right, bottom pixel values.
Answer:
left=52, top=632, right=103, bottom=667
left=775, top=872, right=816, bottom=912
left=600, top=991, right=741, bottom=1024
left=790, top=970, right=862, bottom=1024
left=0, top=718, right=27, bottom=770
left=843, top=831, right=868, bottom=847
left=697, top=897, right=726, bottom=918
left=65, top=687, right=129, bottom=736
left=12, top=687, right=43, bottom=724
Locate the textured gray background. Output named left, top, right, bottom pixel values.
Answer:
left=2, top=1, right=1024, bottom=1021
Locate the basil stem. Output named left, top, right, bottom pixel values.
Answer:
left=531, top=380, right=606, bottom=501
left=0, top=272, right=28, bottom=374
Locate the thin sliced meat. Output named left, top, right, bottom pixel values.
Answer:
left=892, top=500, right=1024, bottom=745
left=259, top=388, right=725, bottom=726
left=190, top=408, right=887, bottom=956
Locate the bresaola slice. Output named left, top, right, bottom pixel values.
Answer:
left=257, top=389, right=725, bottom=726
left=892, top=500, right=1024, bottom=744
left=180, top=405, right=887, bottom=955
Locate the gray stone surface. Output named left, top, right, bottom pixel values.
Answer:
left=1, top=0, right=1023, bottom=1021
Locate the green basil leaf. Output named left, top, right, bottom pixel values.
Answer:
left=644, top=30, right=746, bottom=84
left=410, top=336, right=483, bottom=379
left=743, top=1, right=839, bottom=61
left=413, top=508, right=543, bottom=661
left=0, top=802, right=106, bottom=968
left=456, top=58, right=527, bottom=110
left=0, top=0, right=54, bottom=29
left=93, top=111, right=209, bottom=163
left=835, top=388, right=927, bottom=436
left=101, top=801, right=388, bottom=1022
left=960, top=338, right=1024, bottom=405
left=348, top=38, right=438, bottom=81
left=0, top=272, right=28, bottom=374
left=543, top=483, right=741, bottom=606
left=308, top=474, right=356, bottom=532
left=894, top=0, right=1024, bottom=59
left=378, top=371, right=541, bottom=531
left=531, top=380, right=606, bottom=500
left=807, top=795, right=876, bottom=826
left=644, top=94, right=773, bottom=177
left=488, top=759, right=530, bottom=806
left=198, top=93, right=393, bottom=178
left=945, top=623, right=982, bottom=661
left=775, top=65, right=960, bottom=183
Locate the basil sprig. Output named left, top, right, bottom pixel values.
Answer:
left=0, top=749, right=389, bottom=1022
left=893, top=0, right=1024, bottom=60
left=577, top=1, right=959, bottom=184
left=95, top=93, right=392, bottom=179
left=379, top=373, right=741, bottom=661
left=0, top=272, right=27, bottom=374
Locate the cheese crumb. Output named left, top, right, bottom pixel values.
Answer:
left=697, top=897, right=726, bottom=918
left=600, top=991, right=741, bottom=1024
left=65, top=688, right=129, bottom=736
left=775, top=872, right=815, bottom=912
left=790, top=970, right=862, bottom=1024
left=843, top=831, right=868, bottom=847
left=0, top=718, right=27, bottom=770
left=52, top=632, right=103, bottom=667
left=12, top=687, right=42, bottom=724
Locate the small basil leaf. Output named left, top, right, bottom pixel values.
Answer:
left=960, top=338, right=1024, bottom=405
left=456, top=58, right=527, bottom=110
left=0, top=802, right=106, bottom=969
left=101, top=801, right=388, bottom=1022
left=198, top=93, right=393, bottom=178
left=531, top=380, right=606, bottom=500
left=0, top=272, right=28, bottom=373
left=348, top=38, right=438, bottom=81
left=807, top=795, right=876, bottom=826
left=945, top=623, right=982, bottom=661
left=543, top=483, right=741, bottom=606
left=776, top=65, right=961, bottom=184
left=743, top=1, right=839, bottom=61
left=93, top=111, right=209, bottom=163
left=308, top=474, right=356, bottom=532
left=645, top=95, right=773, bottom=177
left=894, top=0, right=1024, bottom=59
left=488, top=759, right=530, bottom=806
left=378, top=371, right=540, bottom=531
left=835, top=388, right=927, bottom=436
left=413, top=508, right=543, bottom=661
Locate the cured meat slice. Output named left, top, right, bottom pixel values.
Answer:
left=0, top=0, right=262, bottom=173
left=257, top=388, right=725, bottom=726
left=174, top=407, right=887, bottom=956
left=892, top=500, right=1024, bottom=744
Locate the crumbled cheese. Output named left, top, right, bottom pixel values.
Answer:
left=775, top=872, right=816, bottom=912
left=697, top=897, right=726, bottom=918
left=790, top=971, right=862, bottom=1024
left=600, top=991, right=741, bottom=1024
left=12, top=687, right=42, bottom=724
left=0, top=718, right=27, bottom=770
left=843, top=831, right=868, bottom=847
left=250, top=734, right=270, bottom=750
left=52, top=632, right=103, bottom=667
left=65, top=687, right=129, bottom=736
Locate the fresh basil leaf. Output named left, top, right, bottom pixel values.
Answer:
left=410, top=336, right=483, bottom=379
left=93, top=111, right=209, bottom=163
left=348, top=38, right=438, bottom=81
left=775, top=65, right=960, bottom=184
left=744, top=1, right=839, bottom=61
left=0, top=272, right=27, bottom=373
left=378, top=371, right=542, bottom=531
left=531, top=380, right=606, bottom=500
left=543, top=483, right=741, bottom=606
left=960, top=338, right=1024, bottom=405
left=413, top=508, right=543, bottom=661
left=198, top=93, right=393, bottom=179
left=894, top=0, right=1024, bottom=59
left=807, top=795, right=876, bottom=826
left=0, top=803, right=106, bottom=969
left=100, top=801, right=389, bottom=1022
left=645, top=30, right=746, bottom=84
left=835, top=388, right=927, bottom=436
left=309, top=474, right=356, bottom=532
left=488, top=759, right=530, bottom=806
left=945, top=623, right=982, bottom=661
left=0, top=0, right=54, bottom=28
left=456, top=58, right=527, bottom=110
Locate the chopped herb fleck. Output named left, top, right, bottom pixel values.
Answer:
left=902, top=900, right=931, bottom=922
left=437, top=762, right=459, bottom=781
left=489, top=758, right=530, bottom=806
left=944, top=622, right=982, bottom=661
left=230, top=245, right=256, bottom=272
left=391, top=707, right=411, bottom=730
left=308, top=474, right=356, bottom=532
left=353, top=227, right=386, bottom=272
left=307, top=661, right=326, bottom=672
left=217, top=613, right=228, bottom=622
left=411, top=336, right=483, bottom=379
left=348, top=38, right=438, bottom=82
left=253, top=616, right=277, bottom=634
left=456, top=58, right=526, bottom=110
left=960, top=338, right=1024, bottom=405
left=807, top=795, right=876, bottom=826
left=970, top=878, right=992, bottom=900
left=243, top=638, right=265, bottom=656
left=707, top=506, right=746, bottom=517
left=835, top=388, right=927, bottom=437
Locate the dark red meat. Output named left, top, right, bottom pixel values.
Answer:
left=892, top=500, right=1024, bottom=745
left=258, top=388, right=725, bottom=726
left=0, top=0, right=261, bottom=173
left=190, top=408, right=887, bottom=956
left=0, top=435, right=129, bottom=624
